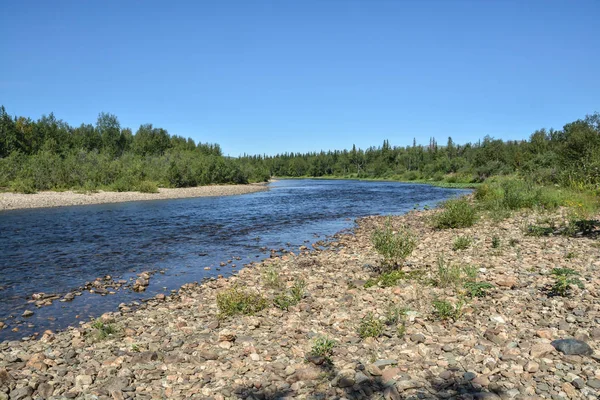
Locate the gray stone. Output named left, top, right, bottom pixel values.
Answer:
left=464, top=371, right=477, bottom=381
left=9, top=386, right=33, bottom=400
left=587, top=379, right=600, bottom=389
left=551, top=339, right=593, bottom=356
left=373, top=359, right=397, bottom=368
left=410, top=333, right=425, bottom=343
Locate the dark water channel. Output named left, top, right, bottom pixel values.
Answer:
left=0, top=179, right=469, bottom=341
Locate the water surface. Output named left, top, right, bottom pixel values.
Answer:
left=0, top=179, right=469, bottom=340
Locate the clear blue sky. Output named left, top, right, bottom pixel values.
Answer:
left=1, top=1, right=598, bottom=156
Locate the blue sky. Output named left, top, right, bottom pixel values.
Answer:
left=1, top=1, right=598, bottom=156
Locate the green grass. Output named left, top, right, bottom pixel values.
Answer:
left=216, top=286, right=268, bottom=317
left=433, top=197, right=477, bottom=229
left=434, top=255, right=477, bottom=289
left=309, top=336, right=336, bottom=362
left=89, top=319, right=118, bottom=341
left=475, top=177, right=600, bottom=217
left=358, top=312, right=384, bottom=339
left=551, top=268, right=583, bottom=296
left=432, top=299, right=464, bottom=321
left=273, top=278, right=306, bottom=310
left=263, top=265, right=282, bottom=289
left=464, top=281, right=494, bottom=298
left=364, top=269, right=423, bottom=288
left=452, top=235, right=472, bottom=251
left=371, top=218, right=416, bottom=269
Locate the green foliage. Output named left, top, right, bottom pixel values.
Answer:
left=464, top=281, right=494, bottom=298
left=551, top=268, right=583, bottom=296
left=263, top=266, right=282, bottom=289
left=137, top=180, right=159, bottom=193
left=384, top=304, right=407, bottom=326
left=89, top=319, right=118, bottom=341
left=216, top=286, right=268, bottom=317
left=433, top=198, right=477, bottom=229
left=273, top=278, right=306, bottom=310
left=371, top=219, right=416, bottom=268
left=432, top=299, right=464, bottom=321
left=358, top=312, right=384, bottom=339
left=452, top=235, right=472, bottom=251
left=10, top=178, right=37, bottom=194
left=290, top=279, right=307, bottom=302
left=434, top=255, right=477, bottom=289
left=309, top=336, right=336, bottom=361
left=491, top=235, right=501, bottom=248
left=364, top=269, right=423, bottom=288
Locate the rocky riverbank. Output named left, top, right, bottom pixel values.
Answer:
left=0, top=183, right=269, bottom=211
left=1, top=206, right=599, bottom=400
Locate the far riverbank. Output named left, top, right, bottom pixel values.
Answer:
left=0, top=182, right=270, bottom=211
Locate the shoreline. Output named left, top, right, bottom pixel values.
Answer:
left=273, top=175, right=481, bottom=189
left=0, top=182, right=270, bottom=211
left=1, top=206, right=598, bottom=399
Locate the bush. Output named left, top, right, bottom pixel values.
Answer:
left=372, top=219, right=416, bottom=268
left=89, top=319, right=118, bottom=341
left=464, top=281, right=494, bottom=298
left=273, top=278, right=306, bottom=310
left=433, top=197, right=477, bottom=229
left=309, top=336, right=336, bottom=362
left=217, top=286, right=268, bottom=317
left=263, top=266, right=282, bottom=289
left=138, top=180, right=159, bottom=193
left=491, top=235, right=501, bottom=248
left=432, top=299, right=464, bottom=321
left=551, top=268, right=583, bottom=296
left=358, top=312, right=384, bottom=338
left=434, top=255, right=477, bottom=289
left=452, top=236, right=472, bottom=251
left=10, top=178, right=37, bottom=194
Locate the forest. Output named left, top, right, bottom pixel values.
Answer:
left=1, top=105, right=599, bottom=193
left=241, top=112, right=600, bottom=191
left=0, top=106, right=270, bottom=193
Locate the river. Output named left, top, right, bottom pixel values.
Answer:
left=0, top=179, right=469, bottom=341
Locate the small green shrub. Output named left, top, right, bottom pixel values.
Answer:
left=526, top=224, right=555, bottom=237
left=364, top=270, right=423, bottom=288
left=384, top=304, right=407, bottom=326
left=309, top=336, right=336, bottom=361
left=263, top=266, right=282, bottom=289
left=433, top=198, right=477, bottom=229
left=452, top=236, right=472, bottom=251
left=138, top=180, right=159, bottom=193
left=491, top=235, right=501, bottom=249
left=89, top=319, right=118, bottom=341
left=435, top=255, right=477, bottom=289
left=358, top=312, right=384, bottom=338
left=372, top=219, right=416, bottom=268
left=551, top=268, right=583, bottom=296
left=464, top=281, right=494, bottom=298
left=217, top=286, right=268, bottom=317
left=290, top=279, right=307, bottom=302
left=432, top=299, right=464, bottom=321
left=10, top=178, right=37, bottom=194
left=273, top=278, right=306, bottom=310
left=273, top=293, right=294, bottom=310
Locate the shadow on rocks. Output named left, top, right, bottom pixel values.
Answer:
left=231, top=362, right=500, bottom=400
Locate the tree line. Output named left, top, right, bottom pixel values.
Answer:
left=1, top=105, right=599, bottom=193
left=0, top=106, right=270, bottom=193
left=240, top=113, right=600, bottom=190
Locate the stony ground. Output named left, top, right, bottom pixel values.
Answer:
left=0, top=183, right=269, bottom=211
left=1, top=207, right=599, bottom=400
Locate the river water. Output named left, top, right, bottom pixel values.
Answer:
left=0, top=179, right=469, bottom=341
